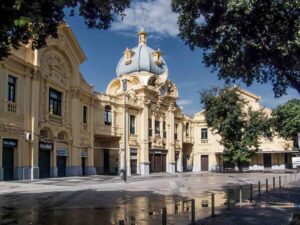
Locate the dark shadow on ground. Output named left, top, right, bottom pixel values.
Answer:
left=196, top=184, right=300, bottom=225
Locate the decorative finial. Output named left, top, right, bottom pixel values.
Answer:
left=138, top=27, right=147, bottom=46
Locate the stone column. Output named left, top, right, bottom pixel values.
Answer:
left=87, top=100, right=96, bottom=175
left=178, top=150, right=183, bottom=172
left=30, top=74, right=40, bottom=179
left=167, top=104, right=176, bottom=173
left=140, top=100, right=150, bottom=175
left=50, top=141, right=58, bottom=177
left=160, top=116, right=163, bottom=138
left=151, top=114, right=155, bottom=136
left=0, top=137, right=3, bottom=180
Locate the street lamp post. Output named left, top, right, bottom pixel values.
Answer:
left=122, top=78, right=128, bottom=182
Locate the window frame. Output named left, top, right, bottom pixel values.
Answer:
left=201, top=128, right=208, bottom=143
left=155, top=120, right=160, bottom=135
left=129, top=115, right=136, bottom=135
left=7, top=75, right=17, bottom=102
left=104, top=105, right=112, bottom=126
left=83, top=105, right=88, bottom=124
left=49, top=88, right=62, bottom=116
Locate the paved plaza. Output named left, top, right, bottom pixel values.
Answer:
left=0, top=171, right=299, bottom=225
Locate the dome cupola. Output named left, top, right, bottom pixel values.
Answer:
left=116, top=28, right=168, bottom=77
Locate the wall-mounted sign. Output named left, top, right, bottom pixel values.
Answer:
left=39, top=142, right=53, bottom=151
left=56, top=149, right=69, bottom=157
left=3, top=139, right=18, bottom=148
left=130, top=148, right=138, bottom=154
left=81, top=151, right=88, bottom=158
left=131, top=155, right=138, bottom=160
left=292, top=157, right=300, bottom=169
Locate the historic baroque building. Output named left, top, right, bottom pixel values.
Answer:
left=0, top=25, right=295, bottom=181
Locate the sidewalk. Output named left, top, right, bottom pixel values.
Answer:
left=197, top=181, right=300, bottom=225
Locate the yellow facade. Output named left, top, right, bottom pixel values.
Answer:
left=0, top=25, right=295, bottom=180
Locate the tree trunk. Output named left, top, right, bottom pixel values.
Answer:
left=237, top=162, right=243, bottom=173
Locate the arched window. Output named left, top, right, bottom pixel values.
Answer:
left=104, top=105, right=112, bottom=125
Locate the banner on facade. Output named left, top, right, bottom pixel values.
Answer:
left=39, top=142, right=53, bottom=151
left=3, top=139, right=18, bottom=148
left=56, top=149, right=69, bottom=157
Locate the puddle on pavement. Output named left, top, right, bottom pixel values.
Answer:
left=0, top=187, right=248, bottom=225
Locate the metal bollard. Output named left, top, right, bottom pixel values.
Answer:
left=266, top=179, right=268, bottom=193
left=239, top=185, right=243, bottom=207
left=250, top=183, right=253, bottom=202
left=162, top=207, right=167, bottom=225
left=258, top=181, right=261, bottom=196
left=191, top=199, right=195, bottom=225
left=119, top=220, right=125, bottom=225
left=279, top=176, right=282, bottom=189
left=273, top=177, right=275, bottom=190
left=227, top=189, right=231, bottom=209
left=211, top=193, right=215, bottom=217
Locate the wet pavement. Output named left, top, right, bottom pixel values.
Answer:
left=0, top=171, right=298, bottom=225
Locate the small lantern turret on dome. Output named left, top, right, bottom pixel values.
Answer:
left=138, top=27, right=147, bottom=46
left=152, top=49, right=162, bottom=65
left=124, top=47, right=134, bottom=65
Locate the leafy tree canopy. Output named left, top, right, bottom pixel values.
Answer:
left=0, top=0, right=130, bottom=60
left=172, top=0, right=300, bottom=97
left=200, top=86, right=272, bottom=171
left=272, top=99, right=300, bottom=148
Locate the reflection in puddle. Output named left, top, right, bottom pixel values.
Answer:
left=0, top=188, right=245, bottom=225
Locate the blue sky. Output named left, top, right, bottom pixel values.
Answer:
left=65, top=0, right=298, bottom=116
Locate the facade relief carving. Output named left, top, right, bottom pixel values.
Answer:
left=40, top=48, right=72, bottom=87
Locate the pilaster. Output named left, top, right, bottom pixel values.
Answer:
left=140, top=99, right=150, bottom=175
left=167, top=104, right=175, bottom=173
left=0, top=137, right=3, bottom=180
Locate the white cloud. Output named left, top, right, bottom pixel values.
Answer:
left=177, top=99, right=192, bottom=106
left=112, top=0, right=179, bottom=37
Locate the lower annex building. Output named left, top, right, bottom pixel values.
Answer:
left=0, top=25, right=295, bottom=181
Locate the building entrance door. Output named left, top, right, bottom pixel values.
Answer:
left=149, top=151, right=166, bottom=173
left=130, top=159, right=137, bottom=175
left=57, top=156, right=66, bottom=177
left=82, top=157, right=86, bottom=176
left=39, top=150, right=50, bottom=178
left=3, top=147, right=14, bottom=180
left=103, top=149, right=110, bottom=174
left=201, top=155, right=209, bottom=171
left=263, top=154, right=272, bottom=168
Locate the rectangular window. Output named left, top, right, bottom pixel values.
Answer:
left=163, top=121, right=166, bottom=138
left=83, top=106, right=88, bottom=124
left=8, top=75, right=16, bottom=102
left=201, top=128, right=208, bottom=143
left=148, top=119, right=152, bottom=136
left=175, top=124, right=178, bottom=140
left=155, top=120, right=160, bottom=135
left=49, top=88, right=62, bottom=116
left=130, top=115, right=136, bottom=134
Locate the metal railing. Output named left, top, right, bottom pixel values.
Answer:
left=118, top=172, right=300, bottom=225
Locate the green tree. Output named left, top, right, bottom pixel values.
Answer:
left=172, top=0, right=300, bottom=97
left=200, top=86, right=272, bottom=172
left=272, top=99, right=300, bottom=149
left=0, top=0, right=130, bottom=60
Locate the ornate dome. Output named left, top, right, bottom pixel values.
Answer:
left=116, top=28, right=168, bottom=77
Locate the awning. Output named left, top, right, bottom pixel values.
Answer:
left=215, top=150, right=299, bottom=155
left=256, top=150, right=299, bottom=154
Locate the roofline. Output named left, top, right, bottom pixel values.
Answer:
left=59, top=24, right=87, bottom=64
